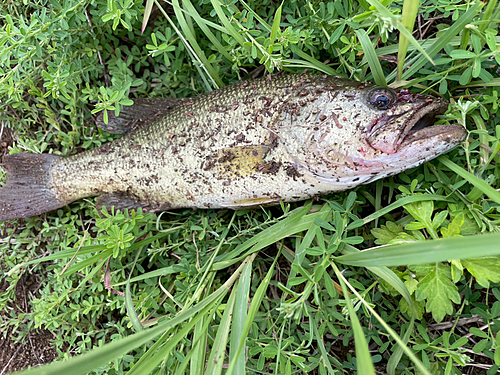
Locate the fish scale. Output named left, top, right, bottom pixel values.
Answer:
left=0, top=74, right=466, bottom=220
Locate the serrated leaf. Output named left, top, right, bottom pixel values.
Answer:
left=441, top=213, right=464, bottom=238
left=404, top=200, right=434, bottom=228
left=372, top=222, right=403, bottom=245
left=405, top=222, right=427, bottom=231
left=415, top=263, right=460, bottom=323
left=462, top=258, right=500, bottom=288
left=403, top=274, right=419, bottom=294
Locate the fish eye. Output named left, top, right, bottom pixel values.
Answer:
left=368, top=87, right=396, bottom=110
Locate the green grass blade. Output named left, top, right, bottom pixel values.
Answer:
left=229, top=260, right=252, bottom=374
left=334, top=263, right=432, bottom=375
left=128, top=302, right=215, bottom=375
left=210, top=0, right=247, bottom=46
left=311, top=318, right=338, bottom=373
left=479, top=0, right=498, bottom=31
left=294, top=204, right=331, bottom=266
left=343, top=245, right=416, bottom=375
left=226, top=250, right=280, bottom=375
left=400, top=1, right=484, bottom=80
left=141, top=0, right=154, bottom=34
left=366, top=0, right=433, bottom=66
left=336, top=233, right=500, bottom=267
left=25, top=231, right=171, bottom=266
left=61, top=249, right=112, bottom=277
left=438, top=155, right=500, bottom=205
left=238, top=0, right=271, bottom=31
left=342, top=245, right=413, bottom=307
left=212, top=203, right=312, bottom=269
left=190, top=315, right=208, bottom=375
left=331, top=263, right=376, bottom=375
left=180, top=0, right=233, bottom=62
left=205, top=289, right=237, bottom=375
left=288, top=50, right=338, bottom=75
left=171, top=0, right=223, bottom=88
left=454, top=77, right=500, bottom=89
left=24, top=244, right=106, bottom=265
left=128, top=252, right=252, bottom=371
left=212, top=204, right=336, bottom=270
left=375, top=35, right=500, bottom=58
left=15, top=290, right=220, bottom=375
left=125, top=248, right=144, bottom=332
left=397, top=0, right=420, bottom=80
left=114, top=264, right=185, bottom=286
left=355, top=29, right=386, bottom=86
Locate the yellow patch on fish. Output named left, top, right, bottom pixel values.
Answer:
left=202, top=145, right=270, bottom=177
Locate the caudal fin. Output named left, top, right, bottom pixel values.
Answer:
left=0, top=153, right=67, bottom=221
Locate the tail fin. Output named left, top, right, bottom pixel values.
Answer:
left=0, top=153, right=67, bottom=221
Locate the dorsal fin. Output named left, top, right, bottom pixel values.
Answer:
left=95, top=97, right=186, bottom=134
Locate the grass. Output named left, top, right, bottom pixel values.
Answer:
left=1, top=0, right=500, bottom=374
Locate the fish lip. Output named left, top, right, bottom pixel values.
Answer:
left=392, top=99, right=448, bottom=152
left=398, top=123, right=467, bottom=149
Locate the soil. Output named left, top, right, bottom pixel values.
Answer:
left=0, top=273, right=59, bottom=374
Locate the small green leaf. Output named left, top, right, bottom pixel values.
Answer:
left=459, top=66, right=472, bottom=85
left=269, top=4, right=282, bottom=45
left=449, top=50, right=476, bottom=59
left=470, top=327, right=489, bottom=339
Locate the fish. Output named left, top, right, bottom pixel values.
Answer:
left=0, top=74, right=466, bottom=221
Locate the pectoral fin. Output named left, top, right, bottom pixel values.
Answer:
left=96, top=97, right=185, bottom=134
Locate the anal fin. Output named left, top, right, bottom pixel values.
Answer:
left=220, top=197, right=281, bottom=209
left=96, top=193, right=170, bottom=214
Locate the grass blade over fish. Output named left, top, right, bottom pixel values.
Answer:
left=0, top=74, right=466, bottom=221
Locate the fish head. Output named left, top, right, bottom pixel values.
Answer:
left=284, top=82, right=467, bottom=187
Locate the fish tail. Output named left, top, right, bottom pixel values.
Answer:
left=0, top=153, right=67, bottom=221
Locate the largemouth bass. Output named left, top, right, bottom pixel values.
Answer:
left=0, top=74, right=465, bottom=221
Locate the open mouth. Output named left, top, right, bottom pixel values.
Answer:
left=397, top=100, right=467, bottom=149
left=397, top=101, right=447, bottom=143
left=366, top=98, right=463, bottom=154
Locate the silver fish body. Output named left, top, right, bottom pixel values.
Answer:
left=0, top=74, right=466, bottom=220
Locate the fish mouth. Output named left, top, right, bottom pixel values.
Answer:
left=397, top=100, right=449, bottom=148
left=367, top=99, right=464, bottom=154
